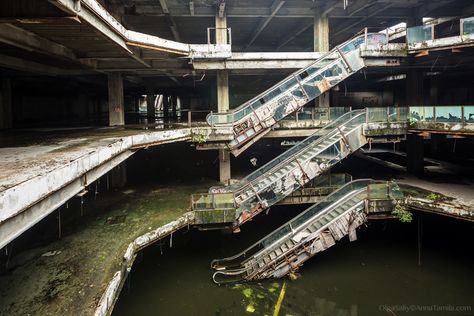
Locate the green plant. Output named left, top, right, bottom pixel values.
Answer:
left=191, top=129, right=208, bottom=144
left=426, top=192, right=441, bottom=201
left=408, top=116, right=418, bottom=127
left=392, top=203, right=413, bottom=223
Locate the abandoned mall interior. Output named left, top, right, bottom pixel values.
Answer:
left=0, top=0, right=473, bottom=315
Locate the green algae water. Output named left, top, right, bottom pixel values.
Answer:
left=113, top=208, right=474, bottom=316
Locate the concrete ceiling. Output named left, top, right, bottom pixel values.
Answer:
left=0, top=0, right=473, bottom=90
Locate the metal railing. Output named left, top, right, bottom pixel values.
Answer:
left=206, top=32, right=388, bottom=127
left=211, top=179, right=401, bottom=273
left=409, top=105, right=474, bottom=124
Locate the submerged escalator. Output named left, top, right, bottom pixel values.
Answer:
left=211, top=180, right=384, bottom=284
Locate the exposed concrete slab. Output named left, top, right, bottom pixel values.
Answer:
left=0, top=127, right=192, bottom=249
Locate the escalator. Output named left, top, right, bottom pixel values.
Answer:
left=211, top=180, right=380, bottom=284
left=221, top=109, right=368, bottom=227
left=206, top=33, right=387, bottom=155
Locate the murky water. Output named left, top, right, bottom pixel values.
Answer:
left=113, top=206, right=474, bottom=316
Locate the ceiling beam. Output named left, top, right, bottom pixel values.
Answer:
left=217, top=0, right=226, bottom=18
left=333, top=2, right=395, bottom=37
left=0, top=23, right=97, bottom=68
left=244, top=0, right=285, bottom=51
left=0, top=53, right=91, bottom=75
left=158, top=0, right=181, bottom=41
left=276, top=19, right=313, bottom=51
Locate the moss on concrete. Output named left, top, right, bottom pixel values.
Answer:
left=0, top=181, right=216, bottom=316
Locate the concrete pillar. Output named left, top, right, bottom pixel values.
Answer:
left=407, top=134, right=424, bottom=174
left=163, top=94, right=170, bottom=123
left=0, top=78, right=12, bottom=129
left=429, top=77, right=438, bottom=105
left=382, top=84, right=394, bottom=106
left=215, top=15, right=227, bottom=44
left=216, top=14, right=231, bottom=184
left=217, top=71, right=229, bottom=113
left=430, top=133, right=446, bottom=155
left=171, top=95, right=177, bottom=118
left=108, top=73, right=124, bottom=126
left=406, top=69, right=424, bottom=106
left=314, top=15, right=330, bottom=108
left=110, top=161, right=127, bottom=188
left=405, top=16, right=424, bottom=107
left=146, top=94, right=155, bottom=124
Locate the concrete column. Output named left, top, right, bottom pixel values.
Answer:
left=314, top=15, right=330, bottom=108
left=429, top=77, right=438, bottom=105
left=215, top=15, right=227, bottom=44
left=171, top=95, right=177, bottom=118
left=217, top=71, right=229, bottom=112
left=216, top=14, right=231, bottom=184
left=163, top=94, right=170, bottom=123
left=406, top=69, right=424, bottom=106
left=108, top=73, right=124, bottom=126
left=0, top=78, right=12, bottom=129
left=146, top=94, right=155, bottom=124
left=382, top=84, right=394, bottom=106
left=405, top=16, right=424, bottom=107
left=407, top=134, right=424, bottom=174
left=110, top=161, right=127, bottom=188
left=430, top=133, right=446, bottom=155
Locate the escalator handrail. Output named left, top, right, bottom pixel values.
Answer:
left=233, top=110, right=366, bottom=199
left=205, top=33, right=378, bottom=126
left=210, top=179, right=375, bottom=269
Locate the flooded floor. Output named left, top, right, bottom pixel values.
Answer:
left=113, top=207, right=474, bottom=316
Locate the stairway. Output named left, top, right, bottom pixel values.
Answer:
left=227, top=109, right=368, bottom=227
left=206, top=33, right=387, bottom=155
left=211, top=180, right=373, bottom=284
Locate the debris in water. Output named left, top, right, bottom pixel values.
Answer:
left=232, top=284, right=243, bottom=290
left=288, top=271, right=300, bottom=281
left=273, top=282, right=287, bottom=316
left=242, top=288, right=253, bottom=298
left=41, top=250, right=61, bottom=257
left=246, top=304, right=255, bottom=313
left=105, top=215, right=127, bottom=225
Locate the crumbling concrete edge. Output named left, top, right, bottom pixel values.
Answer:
left=94, top=211, right=195, bottom=316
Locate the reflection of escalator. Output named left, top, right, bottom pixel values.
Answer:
left=211, top=180, right=374, bottom=284
left=206, top=33, right=387, bottom=155
left=223, top=110, right=368, bottom=228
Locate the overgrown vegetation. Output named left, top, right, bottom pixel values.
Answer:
left=392, top=203, right=413, bottom=223
left=408, top=116, right=418, bottom=127
left=426, top=192, right=442, bottom=201
left=190, top=129, right=208, bottom=143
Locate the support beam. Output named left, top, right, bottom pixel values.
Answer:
left=217, top=0, right=226, bottom=18
left=244, top=0, right=285, bottom=51
left=0, top=23, right=96, bottom=68
left=333, top=2, right=393, bottom=38
left=215, top=13, right=228, bottom=44
left=406, top=17, right=424, bottom=106
left=146, top=94, right=155, bottom=123
left=0, top=53, right=91, bottom=76
left=0, top=79, right=12, bottom=129
left=407, top=134, right=424, bottom=174
left=159, top=0, right=181, bottom=41
left=110, top=161, right=127, bottom=188
left=314, top=15, right=330, bottom=107
left=215, top=10, right=231, bottom=183
left=217, top=70, right=229, bottom=113
left=276, top=19, right=313, bottom=51
left=219, top=149, right=231, bottom=184
left=108, top=73, right=124, bottom=126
